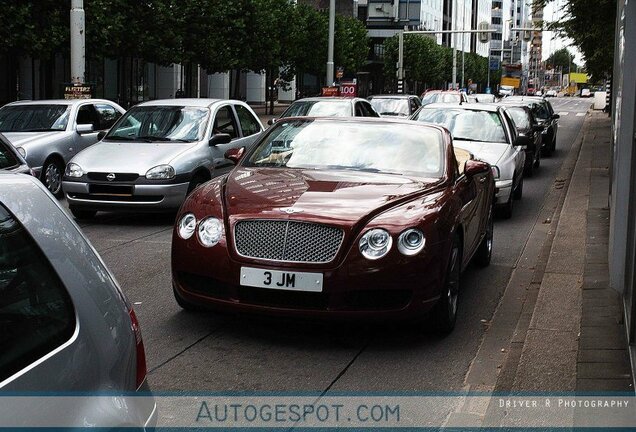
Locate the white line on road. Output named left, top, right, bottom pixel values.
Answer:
left=576, top=112, right=586, bottom=116
left=559, top=112, right=570, bottom=116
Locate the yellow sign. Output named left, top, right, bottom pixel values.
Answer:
left=569, top=73, right=588, bottom=84
left=500, top=77, right=521, bottom=88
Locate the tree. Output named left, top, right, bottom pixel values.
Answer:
left=539, top=0, right=615, bottom=79
left=383, top=34, right=446, bottom=92
left=335, top=15, right=369, bottom=77
left=545, top=48, right=579, bottom=74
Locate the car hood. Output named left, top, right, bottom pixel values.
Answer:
left=2, top=131, right=68, bottom=148
left=71, top=141, right=197, bottom=174
left=452, top=140, right=510, bottom=166
left=223, top=167, right=442, bottom=226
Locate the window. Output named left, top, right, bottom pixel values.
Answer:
left=94, top=104, right=121, bottom=130
left=76, top=105, right=98, bottom=129
left=0, top=105, right=70, bottom=132
left=492, top=17, right=502, bottom=24
left=235, top=105, right=261, bottom=137
left=0, top=141, right=19, bottom=170
left=213, top=106, right=238, bottom=139
left=0, top=205, right=76, bottom=383
left=362, top=102, right=380, bottom=117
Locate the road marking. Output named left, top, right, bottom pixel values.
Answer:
left=576, top=112, right=586, bottom=117
left=559, top=112, right=569, bottom=116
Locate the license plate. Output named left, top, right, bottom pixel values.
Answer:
left=240, top=267, right=323, bottom=292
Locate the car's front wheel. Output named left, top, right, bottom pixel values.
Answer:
left=474, top=211, right=493, bottom=267
left=431, top=233, right=462, bottom=334
left=42, top=158, right=65, bottom=198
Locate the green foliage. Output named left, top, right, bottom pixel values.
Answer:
left=335, top=15, right=369, bottom=75
left=540, top=0, right=615, bottom=79
left=545, top=48, right=580, bottom=73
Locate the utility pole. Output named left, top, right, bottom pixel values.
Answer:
left=326, top=0, right=336, bottom=86
left=452, top=3, right=457, bottom=89
left=70, top=0, right=86, bottom=85
left=461, top=1, right=466, bottom=89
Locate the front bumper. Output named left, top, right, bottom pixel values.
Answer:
left=494, top=180, right=513, bottom=205
left=172, top=237, right=448, bottom=320
left=63, top=180, right=189, bottom=211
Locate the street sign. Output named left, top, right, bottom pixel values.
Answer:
left=321, top=86, right=339, bottom=97
left=340, top=83, right=357, bottom=97
left=63, top=84, right=92, bottom=99
left=489, top=59, right=500, bottom=70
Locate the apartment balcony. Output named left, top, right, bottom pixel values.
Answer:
left=492, top=8, right=503, bottom=18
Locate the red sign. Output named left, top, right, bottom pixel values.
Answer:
left=340, top=83, right=357, bottom=98
left=321, top=86, right=339, bottom=97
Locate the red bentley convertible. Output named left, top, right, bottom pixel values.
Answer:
left=171, top=117, right=495, bottom=333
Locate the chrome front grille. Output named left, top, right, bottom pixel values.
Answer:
left=234, top=220, right=344, bottom=263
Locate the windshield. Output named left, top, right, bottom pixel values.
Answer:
left=0, top=105, right=70, bottom=132
left=476, top=94, right=496, bottom=103
left=369, top=98, right=409, bottom=116
left=414, top=108, right=508, bottom=144
left=245, top=119, right=445, bottom=178
left=421, top=93, right=460, bottom=105
left=105, top=106, right=208, bottom=142
left=0, top=140, right=19, bottom=169
left=281, top=101, right=352, bottom=118
left=508, top=107, right=531, bottom=130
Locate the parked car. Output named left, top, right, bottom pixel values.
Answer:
left=367, top=94, right=421, bottom=117
left=411, top=103, right=527, bottom=218
left=498, top=85, right=515, bottom=97
left=0, top=133, right=32, bottom=175
left=545, top=89, right=558, bottom=97
left=501, top=96, right=559, bottom=156
left=580, top=88, right=592, bottom=98
left=270, top=97, right=379, bottom=125
left=420, top=90, right=469, bottom=106
left=499, top=104, right=543, bottom=177
left=172, top=117, right=495, bottom=334
left=62, top=98, right=264, bottom=219
left=0, top=173, right=156, bottom=428
left=475, top=93, right=497, bottom=103
left=0, top=99, right=125, bottom=197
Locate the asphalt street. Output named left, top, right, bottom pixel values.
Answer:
left=60, top=97, right=591, bottom=397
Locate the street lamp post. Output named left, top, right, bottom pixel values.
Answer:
left=70, top=0, right=86, bottom=85
left=326, top=0, right=335, bottom=86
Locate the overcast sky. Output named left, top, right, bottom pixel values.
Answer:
left=542, top=0, right=585, bottom=65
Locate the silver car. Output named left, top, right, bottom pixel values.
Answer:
left=411, top=103, right=527, bottom=218
left=0, top=173, right=156, bottom=428
left=0, top=133, right=31, bottom=175
left=63, top=98, right=264, bottom=219
left=270, top=96, right=379, bottom=124
left=0, top=99, right=126, bottom=197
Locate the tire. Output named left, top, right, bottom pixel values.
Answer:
left=533, top=153, right=541, bottom=169
left=513, top=175, right=524, bottom=200
left=524, top=158, right=534, bottom=177
left=69, top=206, right=97, bottom=220
left=499, top=189, right=514, bottom=219
left=430, top=233, right=462, bottom=335
left=41, top=157, right=65, bottom=198
left=187, top=173, right=209, bottom=195
left=173, top=284, right=205, bottom=312
left=550, top=134, right=557, bottom=153
left=474, top=210, right=493, bottom=267
left=542, top=129, right=555, bottom=157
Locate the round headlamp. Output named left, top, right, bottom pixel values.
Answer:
left=177, top=213, right=197, bottom=240
left=197, top=217, right=224, bottom=247
left=359, top=228, right=392, bottom=260
left=65, top=162, right=84, bottom=178
left=397, top=228, right=425, bottom=256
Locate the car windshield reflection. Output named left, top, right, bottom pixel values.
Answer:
left=245, top=119, right=445, bottom=178
left=0, top=105, right=70, bottom=132
left=414, top=108, right=508, bottom=144
left=105, top=106, right=208, bottom=143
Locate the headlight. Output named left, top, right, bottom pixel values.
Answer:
left=198, top=217, right=224, bottom=247
left=491, top=165, right=500, bottom=180
left=65, top=162, right=84, bottom=178
left=359, top=228, right=392, bottom=260
left=16, top=147, right=26, bottom=158
left=178, top=213, right=197, bottom=240
left=146, top=164, right=175, bottom=180
left=397, top=228, right=425, bottom=256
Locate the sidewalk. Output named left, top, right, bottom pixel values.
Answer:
left=445, top=111, right=633, bottom=428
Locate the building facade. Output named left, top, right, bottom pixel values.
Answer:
left=528, top=0, right=544, bottom=90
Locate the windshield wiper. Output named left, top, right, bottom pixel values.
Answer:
left=324, top=165, right=403, bottom=175
left=135, top=135, right=192, bottom=143
left=103, top=135, right=132, bottom=141
left=453, top=137, right=495, bottom=143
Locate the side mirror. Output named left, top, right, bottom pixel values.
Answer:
left=464, top=159, right=490, bottom=177
left=267, top=118, right=277, bottom=126
left=97, top=131, right=107, bottom=141
left=224, top=147, right=245, bottom=164
left=76, top=124, right=94, bottom=134
left=552, top=113, right=560, bottom=119
left=209, top=133, right=232, bottom=146
left=513, top=135, right=531, bottom=150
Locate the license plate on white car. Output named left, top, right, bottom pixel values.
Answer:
left=240, top=267, right=323, bottom=292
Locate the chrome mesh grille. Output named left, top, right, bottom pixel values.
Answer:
left=234, top=220, right=344, bottom=263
